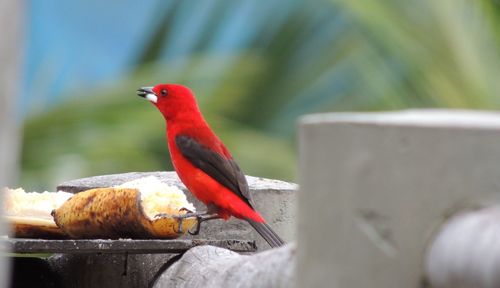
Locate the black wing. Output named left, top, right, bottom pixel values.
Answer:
left=175, top=135, right=254, bottom=208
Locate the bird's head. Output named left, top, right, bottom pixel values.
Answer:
left=137, top=84, right=199, bottom=120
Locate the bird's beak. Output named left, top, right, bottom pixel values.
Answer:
left=137, top=87, right=157, bottom=103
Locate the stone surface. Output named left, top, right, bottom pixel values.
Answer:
left=3, top=238, right=256, bottom=254
left=298, top=110, right=500, bottom=288
left=57, top=171, right=297, bottom=251
left=153, top=243, right=296, bottom=288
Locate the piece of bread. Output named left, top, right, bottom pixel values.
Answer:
left=4, top=188, right=73, bottom=238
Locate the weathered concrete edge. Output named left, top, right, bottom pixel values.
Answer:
left=56, top=171, right=298, bottom=194
left=4, top=238, right=257, bottom=254
left=300, top=109, right=500, bottom=130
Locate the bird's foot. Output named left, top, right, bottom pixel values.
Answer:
left=187, top=213, right=220, bottom=235
left=174, top=208, right=200, bottom=234
left=170, top=207, right=221, bottom=235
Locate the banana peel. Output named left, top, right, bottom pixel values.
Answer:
left=52, top=187, right=197, bottom=239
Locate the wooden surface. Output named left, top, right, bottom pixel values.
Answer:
left=2, top=238, right=257, bottom=254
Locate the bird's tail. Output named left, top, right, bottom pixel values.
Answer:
left=246, top=219, right=285, bottom=248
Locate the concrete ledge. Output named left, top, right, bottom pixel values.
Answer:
left=57, top=171, right=297, bottom=251
left=4, top=239, right=256, bottom=254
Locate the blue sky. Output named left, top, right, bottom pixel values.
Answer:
left=21, top=0, right=299, bottom=116
left=22, top=0, right=161, bottom=114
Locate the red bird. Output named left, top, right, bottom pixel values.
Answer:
left=137, top=84, right=285, bottom=247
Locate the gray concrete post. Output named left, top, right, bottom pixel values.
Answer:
left=297, top=110, right=500, bottom=288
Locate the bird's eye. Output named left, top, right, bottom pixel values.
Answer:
left=161, top=89, right=168, bottom=96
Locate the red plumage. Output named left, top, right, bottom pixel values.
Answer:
left=138, top=84, right=284, bottom=247
left=168, top=124, right=265, bottom=223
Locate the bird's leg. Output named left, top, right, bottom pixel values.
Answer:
left=155, top=208, right=199, bottom=234
left=185, top=203, right=222, bottom=235
left=188, top=213, right=220, bottom=235
left=174, top=206, right=221, bottom=234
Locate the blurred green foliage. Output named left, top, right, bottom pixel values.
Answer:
left=21, top=60, right=296, bottom=190
left=21, top=0, right=500, bottom=190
